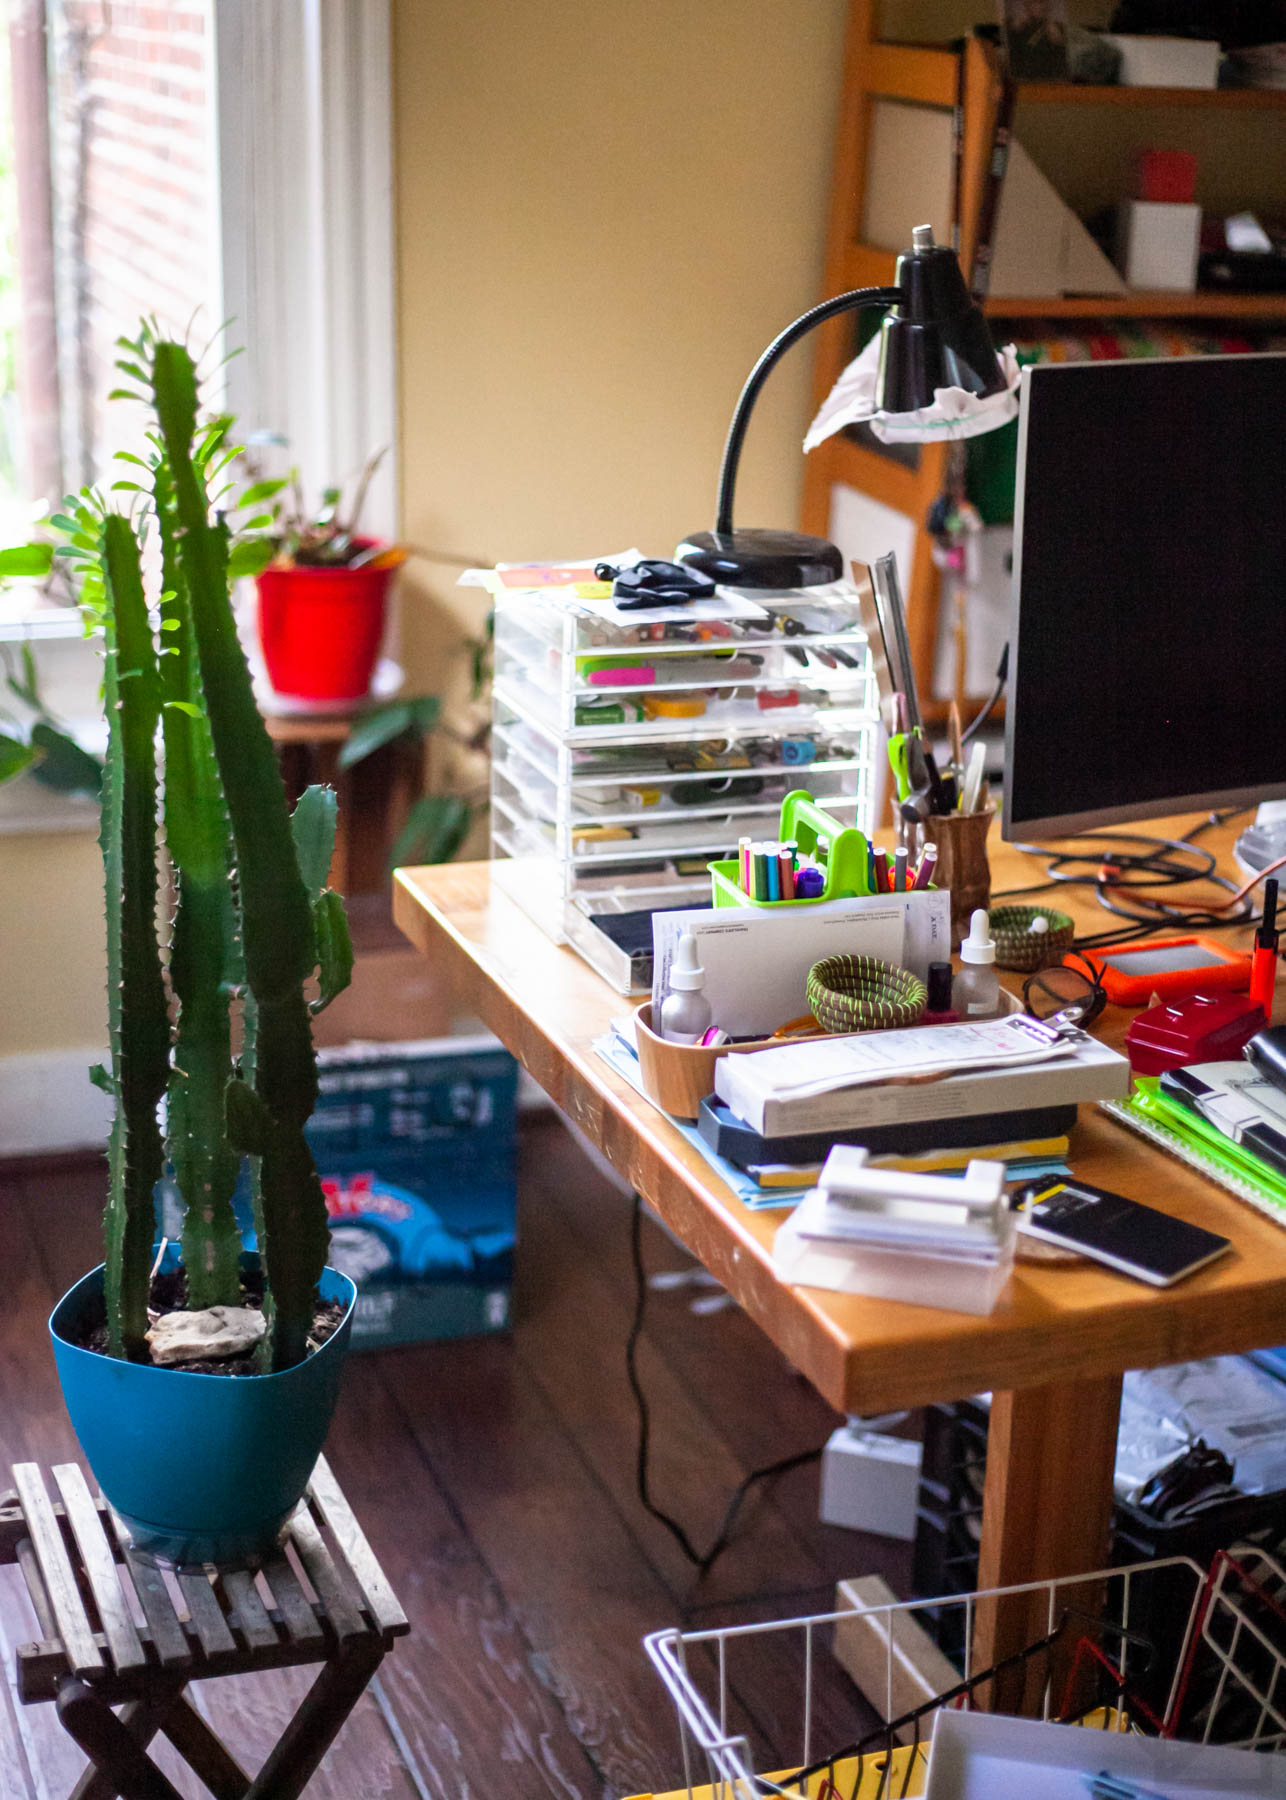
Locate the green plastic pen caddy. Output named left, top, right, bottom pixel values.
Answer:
left=709, top=790, right=870, bottom=909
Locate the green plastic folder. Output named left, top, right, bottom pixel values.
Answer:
left=1102, top=1078, right=1286, bottom=1228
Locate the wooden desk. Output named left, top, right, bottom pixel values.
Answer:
left=393, top=816, right=1286, bottom=1626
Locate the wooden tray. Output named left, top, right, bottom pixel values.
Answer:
left=632, top=1003, right=824, bottom=1121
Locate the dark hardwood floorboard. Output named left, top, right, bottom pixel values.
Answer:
left=0, top=1115, right=912, bottom=1798
left=513, top=1151, right=888, bottom=1768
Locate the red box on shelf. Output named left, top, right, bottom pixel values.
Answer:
left=1133, top=150, right=1198, bottom=205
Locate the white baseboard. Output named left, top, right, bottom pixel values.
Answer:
left=0, top=1050, right=112, bottom=1156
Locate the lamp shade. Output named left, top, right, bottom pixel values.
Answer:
left=876, top=234, right=1009, bottom=414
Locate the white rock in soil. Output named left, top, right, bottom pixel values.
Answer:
left=146, top=1305, right=266, bottom=1365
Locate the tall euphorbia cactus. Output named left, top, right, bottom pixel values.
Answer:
left=76, top=329, right=353, bottom=1370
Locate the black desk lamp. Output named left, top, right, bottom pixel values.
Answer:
left=676, top=225, right=1010, bottom=590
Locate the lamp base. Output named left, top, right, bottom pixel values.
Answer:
left=675, top=528, right=843, bottom=590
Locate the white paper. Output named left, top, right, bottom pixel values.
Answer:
left=576, top=587, right=770, bottom=628
left=651, top=903, right=906, bottom=1040
left=457, top=549, right=645, bottom=593
left=925, top=1708, right=1280, bottom=1800
left=732, top=1013, right=1073, bottom=1103
left=1127, top=1357, right=1286, bottom=1496
left=804, top=335, right=1021, bottom=450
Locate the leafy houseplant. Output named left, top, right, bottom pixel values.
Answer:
left=0, top=544, right=104, bottom=799
left=235, top=448, right=405, bottom=706
left=46, top=327, right=360, bottom=1561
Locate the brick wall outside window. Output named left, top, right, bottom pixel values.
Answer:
left=49, top=0, right=216, bottom=488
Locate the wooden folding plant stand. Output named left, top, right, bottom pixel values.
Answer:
left=0, top=1455, right=408, bottom=1800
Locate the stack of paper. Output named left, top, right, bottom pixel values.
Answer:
left=773, top=1146, right=1017, bottom=1314
left=717, top=1015, right=1131, bottom=1137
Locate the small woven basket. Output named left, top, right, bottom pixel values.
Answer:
left=989, top=904, right=1075, bottom=973
left=806, top=954, right=927, bottom=1035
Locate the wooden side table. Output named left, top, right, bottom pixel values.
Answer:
left=265, top=712, right=421, bottom=895
left=1, top=1455, right=408, bottom=1800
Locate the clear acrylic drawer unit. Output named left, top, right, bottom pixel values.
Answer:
left=489, top=579, right=881, bottom=989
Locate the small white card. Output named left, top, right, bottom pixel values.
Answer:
left=651, top=902, right=906, bottom=1040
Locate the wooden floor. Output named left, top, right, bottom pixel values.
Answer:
left=0, top=1114, right=911, bottom=1798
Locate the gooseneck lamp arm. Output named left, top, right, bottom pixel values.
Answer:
left=679, top=225, right=1006, bottom=589
left=714, top=285, right=902, bottom=538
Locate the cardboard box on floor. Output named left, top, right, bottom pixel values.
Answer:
left=159, top=1036, right=519, bottom=1350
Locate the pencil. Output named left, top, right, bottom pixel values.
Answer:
left=948, top=701, right=964, bottom=773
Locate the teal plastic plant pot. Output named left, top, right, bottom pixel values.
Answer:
left=49, top=1250, right=356, bottom=1564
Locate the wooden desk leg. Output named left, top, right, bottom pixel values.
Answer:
left=972, top=1373, right=1122, bottom=1714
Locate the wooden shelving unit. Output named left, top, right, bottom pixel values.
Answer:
left=801, top=1, right=1286, bottom=720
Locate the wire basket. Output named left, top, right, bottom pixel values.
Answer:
left=644, top=1548, right=1286, bottom=1799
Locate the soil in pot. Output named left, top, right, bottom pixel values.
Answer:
left=69, top=1266, right=344, bottom=1374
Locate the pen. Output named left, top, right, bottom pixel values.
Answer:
left=778, top=843, right=795, bottom=901
left=1251, top=875, right=1280, bottom=1017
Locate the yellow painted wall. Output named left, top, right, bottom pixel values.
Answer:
left=392, top=0, right=850, bottom=715
left=0, top=833, right=106, bottom=1056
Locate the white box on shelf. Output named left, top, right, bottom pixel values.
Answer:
left=1116, top=199, right=1201, bottom=292
left=1103, top=33, right=1220, bottom=88
left=820, top=1427, right=922, bottom=1538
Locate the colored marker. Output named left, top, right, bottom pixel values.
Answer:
left=753, top=844, right=771, bottom=902
left=913, top=845, right=938, bottom=890
left=894, top=847, right=909, bottom=892
left=738, top=836, right=752, bottom=893
left=766, top=845, right=781, bottom=902
left=1251, top=876, right=1280, bottom=1017
left=778, top=844, right=796, bottom=900
left=873, top=847, right=892, bottom=894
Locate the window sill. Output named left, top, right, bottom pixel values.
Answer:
left=0, top=608, right=84, bottom=644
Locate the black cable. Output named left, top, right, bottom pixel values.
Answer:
left=625, top=1191, right=824, bottom=1580
left=992, top=813, right=1259, bottom=950
left=960, top=642, right=1008, bottom=748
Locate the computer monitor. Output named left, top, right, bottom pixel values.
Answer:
left=1003, top=353, right=1286, bottom=840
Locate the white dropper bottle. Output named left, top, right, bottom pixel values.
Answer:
left=956, top=908, right=1001, bottom=1019
left=660, top=933, right=713, bottom=1044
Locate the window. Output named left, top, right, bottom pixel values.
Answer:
left=3, top=0, right=218, bottom=619
left=0, top=0, right=395, bottom=827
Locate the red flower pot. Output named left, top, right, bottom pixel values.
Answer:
left=256, top=542, right=404, bottom=705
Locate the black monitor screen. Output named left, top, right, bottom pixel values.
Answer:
left=1004, top=354, right=1286, bottom=839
